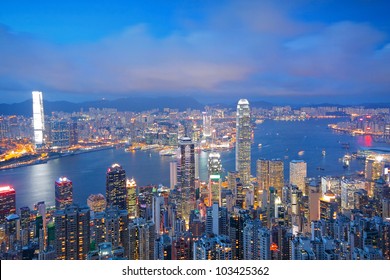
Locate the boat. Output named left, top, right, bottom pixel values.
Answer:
left=125, top=146, right=141, bottom=152
left=255, top=119, right=264, bottom=124
left=258, top=144, right=262, bottom=148
left=342, top=154, right=351, bottom=168
left=298, top=150, right=304, bottom=156
left=322, top=149, right=326, bottom=156
left=159, top=149, right=177, bottom=156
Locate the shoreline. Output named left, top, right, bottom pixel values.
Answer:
left=0, top=145, right=116, bottom=171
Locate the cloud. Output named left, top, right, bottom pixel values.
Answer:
left=0, top=1, right=390, bottom=102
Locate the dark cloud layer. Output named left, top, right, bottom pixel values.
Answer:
left=0, top=1, right=389, bottom=103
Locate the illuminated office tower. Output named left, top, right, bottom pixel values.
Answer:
left=208, top=152, right=222, bottom=206
left=227, top=171, right=240, bottom=193
left=229, top=209, right=251, bottom=260
left=193, top=235, right=232, bottom=260
left=54, top=205, right=90, bottom=260
left=220, top=188, right=235, bottom=212
left=189, top=210, right=205, bottom=238
left=153, top=195, right=164, bottom=235
left=87, top=193, right=106, bottom=213
left=341, top=179, right=365, bottom=211
left=19, top=206, right=30, bottom=246
left=256, top=159, right=284, bottom=207
left=106, top=163, right=127, bottom=210
left=32, top=91, right=45, bottom=148
left=243, top=219, right=271, bottom=260
left=206, top=202, right=228, bottom=236
left=320, top=190, right=338, bottom=237
left=128, top=218, right=155, bottom=260
left=105, top=207, right=129, bottom=258
left=321, top=176, right=341, bottom=196
left=5, top=214, right=20, bottom=249
left=69, top=120, right=78, bottom=146
left=55, top=177, right=73, bottom=210
left=126, top=178, right=137, bottom=218
left=0, top=186, right=16, bottom=224
left=289, top=160, right=307, bottom=194
left=365, top=157, right=385, bottom=181
left=50, top=120, right=70, bottom=148
left=236, top=99, right=251, bottom=186
left=177, top=137, right=196, bottom=224
left=365, top=156, right=385, bottom=197
left=308, top=182, right=321, bottom=223
left=257, top=159, right=284, bottom=191
left=170, top=161, right=177, bottom=190
left=202, top=112, right=212, bottom=137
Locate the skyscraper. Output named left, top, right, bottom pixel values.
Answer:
left=128, top=218, right=155, bottom=260
left=54, top=205, right=90, bottom=260
left=170, top=161, right=177, bottom=190
left=126, top=178, right=137, bottom=218
left=202, top=112, right=212, bottom=138
left=236, top=99, right=251, bottom=186
left=55, top=177, right=73, bottom=210
left=257, top=159, right=284, bottom=192
left=106, top=163, right=127, bottom=210
left=177, top=137, right=196, bottom=224
left=51, top=120, right=70, bottom=148
left=32, top=91, right=45, bottom=148
left=243, top=219, right=271, bottom=260
left=0, top=186, right=16, bottom=224
left=208, top=152, right=222, bottom=205
left=289, top=160, right=307, bottom=194
left=256, top=159, right=284, bottom=207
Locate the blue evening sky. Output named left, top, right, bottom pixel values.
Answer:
left=0, top=0, right=390, bottom=104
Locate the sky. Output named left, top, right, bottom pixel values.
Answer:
left=1, top=0, right=390, bottom=104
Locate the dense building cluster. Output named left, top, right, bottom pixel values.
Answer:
left=0, top=94, right=390, bottom=260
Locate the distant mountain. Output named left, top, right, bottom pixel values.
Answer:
left=0, top=96, right=204, bottom=116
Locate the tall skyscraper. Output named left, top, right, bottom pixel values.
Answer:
left=202, top=112, right=212, bottom=138
left=206, top=202, right=228, bottom=236
left=126, top=178, right=137, bottom=218
left=170, top=161, right=177, bottom=190
left=257, top=159, right=284, bottom=191
left=32, top=91, right=45, bottom=148
left=208, top=152, right=222, bottom=206
left=128, top=218, right=155, bottom=260
left=236, top=99, right=251, bottom=186
left=51, top=120, right=70, bottom=148
left=290, top=160, right=307, bottom=194
left=319, top=190, right=338, bottom=237
left=177, top=137, right=196, bottom=224
left=55, top=177, right=73, bottom=210
left=106, top=163, right=127, bottom=210
left=256, top=159, right=284, bottom=207
left=54, top=205, right=90, bottom=260
left=0, top=186, right=16, bottom=224
left=243, top=219, right=271, bottom=260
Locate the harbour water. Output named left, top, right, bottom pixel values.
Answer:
left=1, top=118, right=388, bottom=209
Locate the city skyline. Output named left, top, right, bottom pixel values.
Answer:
left=0, top=93, right=390, bottom=260
left=1, top=1, right=390, bottom=104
